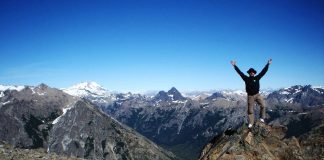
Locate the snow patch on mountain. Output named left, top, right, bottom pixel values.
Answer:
left=28, top=86, right=47, bottom=96
left=1, top=101, right=11, bottom=105
left=280, top=86, right=302, bottom=95
left=52, top=102, right=76, bottom=124
left=285, top=98, right=294, bottom=103
left=172, top=100, right=186, bottom=104
left=280, top=91, right=290, bottom=95
left=0, top=92, right=4, bottom=98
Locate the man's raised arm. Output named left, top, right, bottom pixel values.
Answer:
left=257, top=59, right=272, bottom=79
left=231, top=60, right=247, bottom=80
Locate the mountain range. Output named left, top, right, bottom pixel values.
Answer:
left=63, top=82, right=323, bottom=159
left=0, top=84, right=174, bottom=160
left=1, top=82, right=323, bottom=160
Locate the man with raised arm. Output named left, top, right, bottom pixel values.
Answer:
left=231, top=59, right=272, bottom=128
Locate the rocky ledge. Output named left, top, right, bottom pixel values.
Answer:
left=199, top=121, right=324, bottom=160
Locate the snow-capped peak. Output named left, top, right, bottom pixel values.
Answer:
left=63, top=81, right=110, bottom=97
left=0, top=85, right=25, bottom=92
left=72, top=81, right=104, bottom=90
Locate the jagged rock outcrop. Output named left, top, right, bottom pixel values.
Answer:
left=199, top=108, right=324, bottom=160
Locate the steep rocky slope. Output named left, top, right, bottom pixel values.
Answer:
left=49, top=100, right=175, bottom=160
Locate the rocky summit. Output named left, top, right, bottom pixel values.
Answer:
left=199, top=108, right=324, bottom=160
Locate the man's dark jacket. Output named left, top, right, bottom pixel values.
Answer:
left=234, top=64, right=269, bottom=96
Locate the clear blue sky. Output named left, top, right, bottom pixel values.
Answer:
left=0, top=0, right=323, bottom=92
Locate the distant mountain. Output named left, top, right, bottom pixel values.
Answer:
left=0, top=84, right=175, bottom=160
left=153, top=87, right=187, bottom=103
left=153, top=91, right=169, bottom=101
left=267, top=85, right=324, bottom=108
left=167, top=87, right=187, bottom=101
left=182, top=91, right=214, bottom=101
left=205, top=92, right=226, bottom=100
left=63, top=82, right=117, bottom=107
left=63, top=81, right=111, bottom=97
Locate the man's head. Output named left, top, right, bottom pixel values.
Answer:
left=247, top=68, right=257, bottom=77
